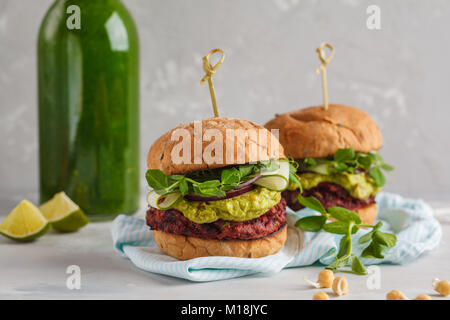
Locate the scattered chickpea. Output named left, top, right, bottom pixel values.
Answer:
left=432, top=279, right=450, bottom=297
left=302, top=269, right=335, bottom=288
left=313, top=292, right=330, bottom=300
left=332, top=276, right=348, bottom=296
left=414, top=294, right=432, bottom=300
left=317, top=269, right=334, bottom=288
left=386, top=290, right=408, bottom=300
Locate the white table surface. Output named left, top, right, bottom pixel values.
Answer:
left=1, top=197, right=449, bottom=300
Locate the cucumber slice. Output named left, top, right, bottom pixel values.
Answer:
left=146, top=191, right=182, bottom=210
left=308, top=163, right=329, bottom=175
left=254, top=161, right=290, bottom=191
left=254, top=175, right=288, bottom=191
left=261, top=160, right=290, bottom=177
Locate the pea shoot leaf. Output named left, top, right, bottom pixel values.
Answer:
left=221, top=167, right=241, bottom=185
left=298, top=195, right=328, bottom=216
left=381, top=163, right=395, bottom=171
left=334, top=162, right=349, bottom=172
left=334, top=148, right=355, bottom=162
left=351, top=255, right=368, bottom=275
left=323, top=221, right=359, bottom=234
left=369, top=167, right=386, bottom=187
left=288, top=162, right=303, bottom=193
left=304, top=158, right=317, bottom=167
left=373, top=230, right=397, bottom=248
left=358, top=230, right=374, bottom=244
left=295, top=215, right=326, bottom=232
left=193, top=180, right=222, bottom=197
left=326, top=255, right=350, bottom=271
left=337, top=235, right=352, bottom=258
left=179, top=178, right=189, bottom=195
left=356, top=154, right=372, bottom=170
left=238, top=165, right=255, bottom=178
left=146, top=169, right=169, bottom=192
left=361, top=241, right=385, bottom=259
left=327, top=206, right=362, bottom=224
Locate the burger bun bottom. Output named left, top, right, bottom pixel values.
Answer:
left=353, top=203, right=378, bottom=225
left=153, top=225, right=287, bottom=260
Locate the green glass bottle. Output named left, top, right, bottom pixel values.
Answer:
left=38, top=0, right=139, bottom=221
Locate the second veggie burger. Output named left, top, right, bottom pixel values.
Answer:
left=145, top=117, right=290, bottom=260
left=265, top=104, right=393, bottom=225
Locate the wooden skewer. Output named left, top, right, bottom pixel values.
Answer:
left=316, top=43, right=335, bottom=111
left=200, top=48, right=225, bottom=117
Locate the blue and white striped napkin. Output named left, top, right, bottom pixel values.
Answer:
left=111, top=192, right=442, bottom=282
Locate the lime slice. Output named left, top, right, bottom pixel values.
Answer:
left=39, top=192, right=89, bottom=232
left=0, top=200, right=50, bottom=241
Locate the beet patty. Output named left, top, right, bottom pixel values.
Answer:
left=282, top=182, right=375, bottom=211
left=146, top=198, right=286, bottom=240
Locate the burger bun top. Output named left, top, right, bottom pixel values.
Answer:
left=264, top=104, right=382, bottom=159
left=147, top=117, right=285, bottom=176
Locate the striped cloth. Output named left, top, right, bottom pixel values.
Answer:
left=111, top=192, right=442, bottom=282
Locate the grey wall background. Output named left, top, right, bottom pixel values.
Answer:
left=1, top=0, right=450, bottom=207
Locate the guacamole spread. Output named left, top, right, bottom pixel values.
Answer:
left=173, top=187, right=281, bottom=224
left=288, top=172, right=380, bottom=200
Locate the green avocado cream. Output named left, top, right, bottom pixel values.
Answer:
left=288, top=172, right=380, bottom=200
left=173, top=188, right=281, bottom=224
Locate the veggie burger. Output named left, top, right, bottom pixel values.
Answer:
left=145, top=117, right=290, bottom=260
left=265, top=104, right=393, bottom=225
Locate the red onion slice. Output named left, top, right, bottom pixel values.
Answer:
left=237, top=174, right=262, bottom=188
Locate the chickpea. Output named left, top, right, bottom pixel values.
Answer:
left=386, top=290, right=408, bottom=300
left=317, top=269, right=334, bottom=288
left=313, top=292, right=330, bottom=300
left=432, top=279, right=450, bottom=297
left=414, top=294, right=431, bottom=300
left=332, top=276, right=348, bottom=296
left=302, top=269, right=334, bottom=288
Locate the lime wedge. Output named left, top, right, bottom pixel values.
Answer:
left=0, top=200, right=50, bottom=241
left=39, top=192, right=89, bottom=232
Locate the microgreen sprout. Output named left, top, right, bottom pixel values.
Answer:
left=297, top=147, right=394, bottom=187
left=288, top=153, right=397, bottom=275
left=145, top=160, right=281, bottom=198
